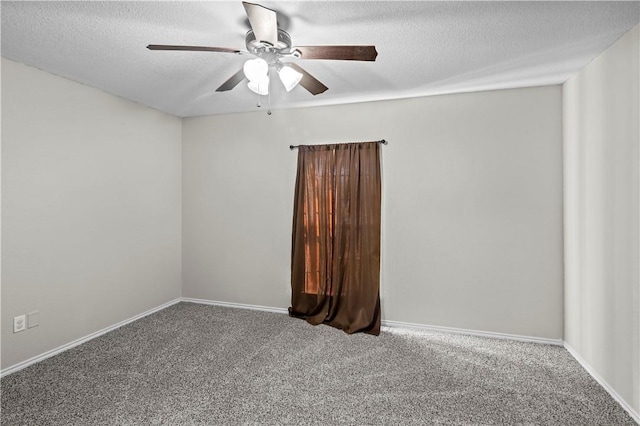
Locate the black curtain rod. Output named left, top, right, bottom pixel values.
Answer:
left=289, top=140, right=388, bottom=150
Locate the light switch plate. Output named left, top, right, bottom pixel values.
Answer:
left=27, top=311, right=39, bottom=329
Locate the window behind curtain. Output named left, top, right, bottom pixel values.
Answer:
left=289, top=142, right=382, bottom=335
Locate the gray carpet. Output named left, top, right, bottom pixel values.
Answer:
left=1, top=302, right=635, bottom=425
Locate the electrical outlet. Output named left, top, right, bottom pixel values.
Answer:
left=27, top=311, right=39, bottom=329
left=14, top=315, right=26, bottom=333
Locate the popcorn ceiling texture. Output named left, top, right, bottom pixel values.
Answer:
left=1, top=1, right=638, bottom=117
left=1, top=303, right=635, bottom=425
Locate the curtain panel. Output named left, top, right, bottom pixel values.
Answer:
left=289, top=142, right=382, bottom=335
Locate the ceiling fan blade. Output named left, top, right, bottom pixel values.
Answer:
left=287, top=63, right=328, bottom=95
left=147, top=44, right=241, bottom=54
left=216, top=68, right=246, bottom=92
left=295, top=46, right=378, bottom=61
left=242, top=2, right=278, bottom=46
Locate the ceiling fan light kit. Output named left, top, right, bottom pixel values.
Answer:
left=243, top=56, right=270, bottom=95
left=277, top=64, right=303, bottom=92
left=247, top=76, right=270, bottom=96
left=147, top=1, right=378, bottom=113
left=243, top=57, right=268, bottom=80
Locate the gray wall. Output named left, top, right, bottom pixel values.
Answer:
left=563, top=24, right=640, bottom=414
left=1, top=58, right=182, bottom=369
left=1, top=59, right=566, bottom=370
left=182, top=85, right=564, bottom=339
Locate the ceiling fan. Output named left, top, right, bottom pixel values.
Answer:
left=147, top=1, right=377, bottom=100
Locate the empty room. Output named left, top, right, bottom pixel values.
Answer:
left=1, top=1, right=639, bottom=424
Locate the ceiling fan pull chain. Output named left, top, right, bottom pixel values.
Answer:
left=267, top=70, right=272, bottom=115
left=256, top=91, right=261, bottom=108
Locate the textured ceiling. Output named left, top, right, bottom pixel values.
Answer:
left=2, top=1, right=639, bottom=117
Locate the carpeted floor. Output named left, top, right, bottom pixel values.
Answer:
left=1, top=302, right=635, bottom=425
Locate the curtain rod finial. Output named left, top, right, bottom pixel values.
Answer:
left=289, top=145, right=295, bottom=150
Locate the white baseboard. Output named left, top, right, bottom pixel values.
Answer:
left=182, top=297, right=563, bottom=346
left=181, top=297, right=289, bottom=314
left=381, top=319, right=564, bottom=346
left=0, top=298, right=182, bottom=378
left=564, top=342, right=640, bottom=424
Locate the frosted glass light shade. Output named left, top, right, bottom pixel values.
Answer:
left=243, top=58, right=268, bottom=81
left=247, top=76, right=269, bottom=95
left=278, top=65, right=303, bottom=92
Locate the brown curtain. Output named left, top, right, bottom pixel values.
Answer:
left=289, top=141, right=382, bottom=335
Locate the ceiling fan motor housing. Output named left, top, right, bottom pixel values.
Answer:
left=245, top=29, right=297, bottom=64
